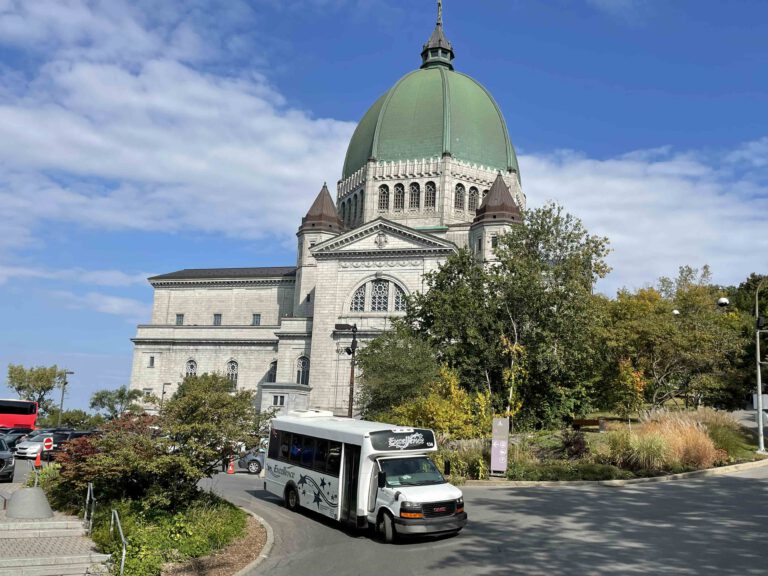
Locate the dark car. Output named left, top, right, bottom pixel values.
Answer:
left=0, top=438, right=15, bottom=483
left=15, top=430, right=96, bottom=460
left=237, top=448, right=265, bottom=474
left=0, top=430, right=34, bottom=450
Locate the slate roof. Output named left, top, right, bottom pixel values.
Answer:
left=472, top=173, right=522, bottom=225
left=300, top=183, right=343, bottom=233
left=149, top=267, right=297, bottom=281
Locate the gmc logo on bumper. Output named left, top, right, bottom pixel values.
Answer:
left=433, top=506, right=447, bottom=512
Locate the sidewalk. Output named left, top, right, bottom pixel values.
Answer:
left=0, top=482, right=111, bottom=576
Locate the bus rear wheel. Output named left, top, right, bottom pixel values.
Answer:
left=378, top=512, right=397, bottom=544
left=285, top=486, right=300, bottom=512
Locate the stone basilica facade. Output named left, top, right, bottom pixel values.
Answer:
left=129, top=10, right=526, bottom=415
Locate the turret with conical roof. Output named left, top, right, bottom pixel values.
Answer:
left=295, top=183, right=344, bottom=316
left=299, top=182, right=344, bottom=234
left=469, top=173, right=522, bottom=263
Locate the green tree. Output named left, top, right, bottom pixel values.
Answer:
left=357, top=324, right=439, bottom=417
left=89, top=385, right=145, bottom=419
left=606, top=266, right=748, bottom=409
left=490, top=203, right=612, bottom=426
left=37, top=409, right=105, bottom=429
left=161, top=373, right=258, bottom=482
left=6, top=364, right=67, bottom=415
left=406, top=249, right=506, bottom=398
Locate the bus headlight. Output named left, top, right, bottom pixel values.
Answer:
left=399, top=501, right=423, bottom=519
left=456, top=497, right=464, bottom=513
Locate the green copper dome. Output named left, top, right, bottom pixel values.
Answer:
left=341, top=66, right=520, bottom=181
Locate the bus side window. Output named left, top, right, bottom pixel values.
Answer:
left=289, top=434, right=303, bottom=463
left=280, top=432, right=291, bottom=461
left=268, top=429, right=280, bottom=460
left=314, top=439, right=329, bottom=474
left=326, top=441, right=341, bottom=476
left=301, top=437, right=315, bottom=468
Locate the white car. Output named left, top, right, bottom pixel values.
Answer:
left=13, top=433, right=51, bottom=458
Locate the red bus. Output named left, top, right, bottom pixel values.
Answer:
left=0, top=399, right=38, bottom=429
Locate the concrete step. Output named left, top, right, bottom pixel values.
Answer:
left=0, top=562, right=109, bottom=576
left=0, top=520, right=83, bottom=531
left=0, top=526, right=88, bottom=538
left=0, top=553, right=111, bottom=570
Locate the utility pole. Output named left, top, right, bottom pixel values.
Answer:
left=58, top=371, right=74, bottom=427
left=756, top=278, right=766, bottom=454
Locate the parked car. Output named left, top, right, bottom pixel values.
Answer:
left=15, top=430, right=96, bottom=459
left=0, top=438, right=15, bottom=482
left=237, top=448, right=265, bottom=474
left=0, top=430, right=34, bottom=450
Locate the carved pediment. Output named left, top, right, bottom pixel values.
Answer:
left=311, top=218, right=456, bottom=259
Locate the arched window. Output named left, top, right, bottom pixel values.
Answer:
left=483, top=189, right=489, bottom=198
left=226, top=360, right=238, bottom=387
left=425, top=181, right=436, bottom=210
left=409, top=182, right=420, bottom=209
left=394, top=284, right=407, bottom=312
left=469, top=187, right=479, bottom=211
left=296, top=356, right=310, bottom=385
left=378, top=185, right=389, bottom=211
left=359, top=191, right=364, bottom=219
left=352, top=196, right=358, bottom=225
left=455, top=184, right=465, bottom=210
left=266, top=361, right=277, bottom=383
left=347, top=280, right=408, bottom=313
left=340, top=202, right=346, bottom=224
left=186, top=359, right=197, bottom=377
left=371, top=280, right=389, bottom=312
left=394, top=184, right=405, bottom=210
left=350, top=284, right=366, bottom=312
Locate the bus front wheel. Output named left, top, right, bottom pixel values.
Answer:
left=379, top=511, right=397, bottom=544
left=285, top=486, right=300, bottom=512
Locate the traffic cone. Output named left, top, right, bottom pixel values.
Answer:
left=227, top=458, right=235, bottom=474
left=34, top=451, right=42, bottom=468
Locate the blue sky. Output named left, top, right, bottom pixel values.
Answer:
left=0, top=0, right=766, bottom=410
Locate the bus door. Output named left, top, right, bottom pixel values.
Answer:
left=340, top=443, right=361, bottom=526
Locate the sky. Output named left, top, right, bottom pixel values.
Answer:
left=0, top=0, right=766, bottom=410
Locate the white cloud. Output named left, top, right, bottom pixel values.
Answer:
left=0, top=0, right=355, bottom=256
left=521, top=144, right=768, bottom=294
left=51, top=290, right=152, bottom=322
left=0, top=266, right=151, bottom=286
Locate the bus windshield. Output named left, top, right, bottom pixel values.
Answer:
left=379, top=456, right=445, bottom=487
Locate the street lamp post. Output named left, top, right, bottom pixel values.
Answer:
left=160, top=382, right=171, bottom=411
left=58, top=370, right=74, bottom=427
left=755, top=278, right=766, bottom=454
left=335, top=323, right=358, bottom=418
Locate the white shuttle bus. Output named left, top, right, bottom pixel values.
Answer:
left=265, top=410, right=467, bottom=542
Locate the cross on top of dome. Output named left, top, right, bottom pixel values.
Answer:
left=421, top=0, right=454, bottom=70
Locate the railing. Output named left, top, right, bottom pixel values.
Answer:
left=84, top=483, right=97, bottom=535
left=26, top=459, right=39, bottom=487
left=109, top=509, right=127, bottom=576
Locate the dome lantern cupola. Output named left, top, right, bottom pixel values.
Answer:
left=421, top=0, right=454, bottom=70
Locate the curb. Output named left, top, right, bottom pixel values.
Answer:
left=232, top=508, right=274, bottom=576
left=463, top=457, right=768, bottom=488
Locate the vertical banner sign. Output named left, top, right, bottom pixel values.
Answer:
left=491, top=417, right=509, bottom=476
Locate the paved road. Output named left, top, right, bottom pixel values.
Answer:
left=203, top=466, right=768, bottom=576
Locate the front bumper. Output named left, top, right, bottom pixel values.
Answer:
left=14, top=447, right=41, bottom=459
left=393, top=512, right=468, bottom=535
left=0, top=459, right=15, bottom=479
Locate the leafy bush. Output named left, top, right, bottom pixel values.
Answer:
left=431, top=439, right=490, bottom=481
left=506, top=461, right=631, bottom=481
left=385, top=367, right=492, bottom=439
left=561, top=430, right=589, bottom=459
left=91, top=495, right=246, bottom=576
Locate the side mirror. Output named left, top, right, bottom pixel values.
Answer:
left=377, top=471, right=386, bottom=489
left=444, top=461, right=451, bottom=476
